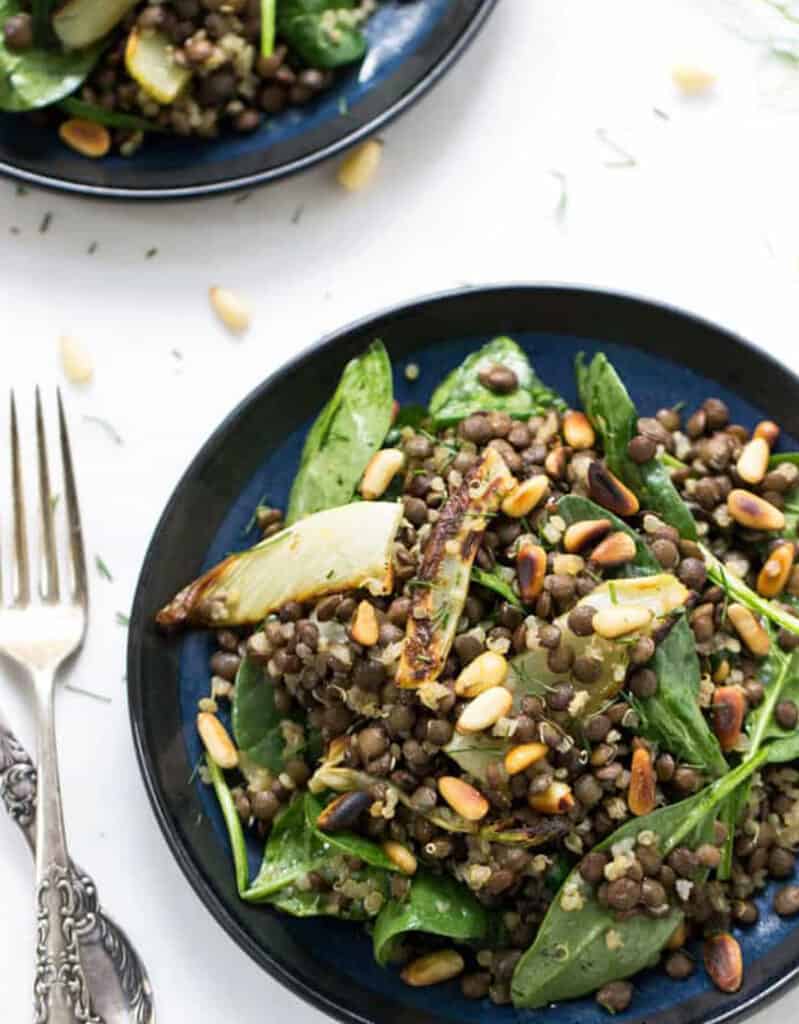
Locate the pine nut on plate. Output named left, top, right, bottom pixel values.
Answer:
left=456, top=685, right=512, bottom=733
left=209, top=287, right=251, bottom=334
left=401, top=950, right=464, bottom=987
left=197, top=712, right=238, bottom=769
left=455, top=651, right=508, bottom=697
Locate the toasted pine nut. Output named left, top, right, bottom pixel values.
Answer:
left=592, top=604, right=652, bottom=640
left=672, top=63, right=716, bottom=96
left=456, top=686, right=513, bottom=734
left=712, top=686, right=746, bottom=751
left=588, top=462, right=640, bottom=517
left=545, top=446, right=568, bottom=479
left=326, top=735, right=349, bottom=764
left=501, top=475, right=549, bottom=518
left=504, top=742, right=548, bottom=775
left=360, top=448, right=406, bottom=500
left=727, top=603, right=770, bottom=656
left=628, top=747, right=656, bottom=816
left=563, top=518, right=611, bottom=553
left=197, top=712, right=238, bottom=769
left=757, top=542, right=795, bottom=598
left=736, top=437, right=770, bottom=485
left=727, top=489, right=785, bottom=531
left=59, top=335, right=94, bottom=385
left=529, top=781, right=575, bottom=814
left=517, top=542, right=547, bottom=603
left=562, top=410, right=595, bottom=449
left=438, top=776, right=489, bottom=821
left=351, top=600, right=379, bottom=646
left=667, top=921, right=690, bottom=951
left=704, top=933, right=742, bottom=993
left=59, top=118, right=111, bottom=158
left=382, top=840, right=418, bottom=875
left=754, top=420, right=780, bottom=447
left=338, top=139, right=383, bottom=191
left=454, top=651, right=508, bottom=697
left=401, top=950, right=464, bottom=987
left=209, top=286, right=251, bottom=334
left=589, top=531, right=636, bottom=569
left=552, top=553, right=584, bottom=576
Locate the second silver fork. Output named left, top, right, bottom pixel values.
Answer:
left=0, top=391, right=97, bottom=1023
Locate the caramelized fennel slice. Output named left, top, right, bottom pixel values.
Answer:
left=396, top=447, right=516, bottom=688
left=157, top=501, right=403, bottom=628
left=508, top=574, right=690, bottom=717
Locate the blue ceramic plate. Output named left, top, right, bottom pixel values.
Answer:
left=129, top=285, right=799, bottom=1024
left=0, top=0, right=494, bottom=199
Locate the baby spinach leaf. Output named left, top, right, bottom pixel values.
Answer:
left=471, top=566, right=523, bottom=608
left=718, top=779, right=751, bottom=880
left=232, top=656, right=294, bottom=773
left=558, top=495, right=727, bottom=777
left=373, top=871, right=490, bottom=966
left=287, top=340, right=394, bottom=524
left=244, top=795, right=313, bottom=899
left=392, top=403, right=429, bottom=432
left=635, top=619, right=728, bottom=777
left=304, top=793, right=397, bottom=871
left=0, top=0, right=102, bottom=112
left=576, top=352, right=697, bottom=539
left=277, top=0, right=368, bottom=69
left=429, top=337, right=565, bottom=427
left=511, top=753, right=766, bottom=1009
left=746, top=647, right=799, bottom=752
left=769, top=452, right=799, bottom=468
left=206, top=755, right=250, bottom=896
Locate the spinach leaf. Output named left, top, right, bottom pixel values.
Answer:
left=635, top=619, right=728, bottom=777
left=746, top=647, right=798, bottom=751
left=392, top=402, right=429, bottom=432
left=304, top=793, right=396, bottom=871
left=232, top=656, right=294, bottom=773
left=277, top=0, right=368, bottom=69
left=576, top=352, right=697, bottom=539
left=471, top=566, right=523, bottom=608
left=373, top=871, right=490, bottom=966
left=444, top=731, right=509, bottom=781
left=769, top=453, right=799, bottom=467
left=244, top=792, right=395, bottom=908
left=429, top=337, right=565, bottom=427
left=60, top=96, right=165, bottom=131
left=718, top=779, right=751, bottom=880
left=0, top=0, right=102, bottom=112
left=287, top=340, right=394, bottom=524
left=558, top=495, right=727, bottom=776
left=511, top=753, right=766, bottom=1008
left=206, top=755, right=250, bottom=896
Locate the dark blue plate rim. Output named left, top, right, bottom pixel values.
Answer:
left=128, top=283, right=799, bottom=1024
left=0, top=0, right=496, bottom=200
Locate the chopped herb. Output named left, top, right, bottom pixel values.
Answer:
left=95, top=555, right=113, bottom=582
left=49, top=493, right=60, bottom=511
left=407, top=578, right=435, bottom=589
left=326, top=568, right=335, bottom=579
left=338, top=96, right=349, bottom=115
left=171, top=348, right=184, bottom=361
left=10, top=226, right=20, bottom=235
left=64, top=683, right=112, bottom=704
left=83, top=415, right=124, bottom=446
left=233, top=191, right=253, bottom=204
left=16, top=184, right=28, bottom=196
left=291, top=204, right=305, bottom=225
left=653, top=106, right=670, bottom=120
left=596, top=128, right=637, bottom=169
left=39, top=212, right=52, bottom=234
left=87, top=241, right=98, bottom=255
left=608, top=581, right=618, bottom=605
left=145, top=247, right=158, bottom=260
left=116, top=611, right=130, bottom=627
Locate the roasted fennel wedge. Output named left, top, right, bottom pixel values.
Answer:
left=509, top=573, right=690, bottom=716
left=396, top=447, right=515, bottom=687
left=157, top=501, right=402, bottom=628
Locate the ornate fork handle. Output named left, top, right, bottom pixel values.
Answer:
left=0, top=719, right=154, bottom=1024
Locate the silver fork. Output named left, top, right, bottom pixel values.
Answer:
left=0, top=390, right=97, bottom=1023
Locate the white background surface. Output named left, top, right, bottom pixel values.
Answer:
left=2, top=0, right=799, bottom=1018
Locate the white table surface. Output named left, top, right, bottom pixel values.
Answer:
left=2, top=0, right=799, bottom=1019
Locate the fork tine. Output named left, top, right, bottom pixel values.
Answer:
left=35, top=388, right=60, bottom=603
left=57, top=389, right=88, bottom=605
left=10, top=392, right=31, bottom=606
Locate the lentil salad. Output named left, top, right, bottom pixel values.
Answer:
left=0, top=0, right=377, bottom=156
left=158, top=337, right=799, bottom=1012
